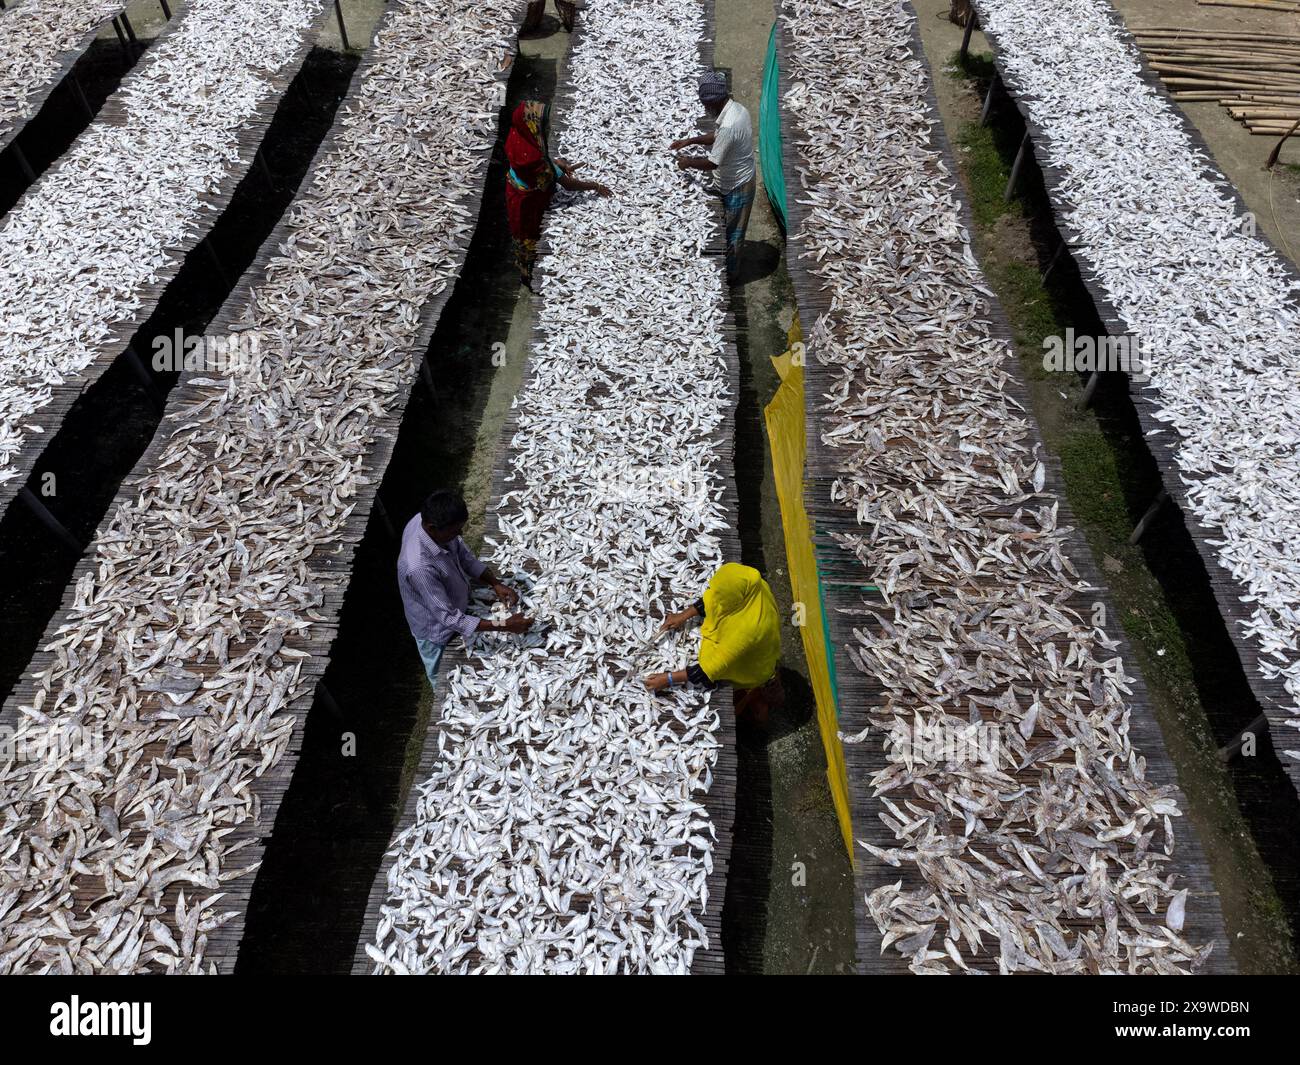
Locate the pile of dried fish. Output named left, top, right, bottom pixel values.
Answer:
left=365, top=0, right=732, bottom=975
left=0, top=0, right=128, bottom=150
left=972, top=0, right=1300, bottom=779
left=780, top=0, right=1213, bottom=973
left=0, top=0, right=521, bottom=974
left=0, top=0, right=327, bottom=512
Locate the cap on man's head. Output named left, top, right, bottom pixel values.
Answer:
left=698, top=71, right=728, bottom=103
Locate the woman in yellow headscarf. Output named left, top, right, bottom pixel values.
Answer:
left=644, top=563, right=783, bottom=720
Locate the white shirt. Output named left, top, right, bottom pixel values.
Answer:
left=709, top=99, right=755, bottom=194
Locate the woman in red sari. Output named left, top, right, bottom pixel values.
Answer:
left=504, top=100, right=611, bottom=289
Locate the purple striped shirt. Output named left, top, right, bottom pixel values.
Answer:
left=397, top=514, right=488, bottom=646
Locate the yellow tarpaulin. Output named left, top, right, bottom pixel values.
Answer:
left=763, top=314, right=854, bottom=861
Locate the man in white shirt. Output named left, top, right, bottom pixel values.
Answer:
left=671, top=72, right=757, bottom=283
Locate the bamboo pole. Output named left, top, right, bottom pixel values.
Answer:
left=1134, top=28, right=1300, bottom=42
left=1162, top=76, right=1300, bottom=89
left=1197, top=0, right=1300, bottom=11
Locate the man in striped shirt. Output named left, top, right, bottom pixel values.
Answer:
left=397, top=490, right=532, bottom=688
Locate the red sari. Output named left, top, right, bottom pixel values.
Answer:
left=504, top=101, right=558, bottom=288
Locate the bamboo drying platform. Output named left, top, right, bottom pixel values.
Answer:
left=775, top=0, right=1234, bottom=973
left=0, top=0, right=531, bottom=974
left=0, top=0, right=331, bottom=530
left=353, top=0, right=737, bottom=976
left=0, top=0, right=135, bottom=157
left=968, top=0, right=1300, bottom=804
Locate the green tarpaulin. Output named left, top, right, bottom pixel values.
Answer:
left=759, top=23, right=786, bottom=231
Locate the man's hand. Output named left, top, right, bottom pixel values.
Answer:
left=592, top=182, right=613, bottom=198
left=491, top=581, right=519, bottom=608
left=675, top=153, right=690, bottom=170
left=497, top=613, right=533, bottom=635
left=644, top=672, right=670, bottom=692
left=658, top=609, right=693, bottom=634
left=669, top=138, right=689, bottom=151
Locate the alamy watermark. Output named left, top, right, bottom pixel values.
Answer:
left=1042, top=327, right=1150, bottom=382
left=883, top=717, right=1003, bottom=769
left=151, top=328, right=262, bottom=374
left=0, top=724, right=107, bottom=768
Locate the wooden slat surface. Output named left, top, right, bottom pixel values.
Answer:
left=774, top=0, right=1234, bottom=974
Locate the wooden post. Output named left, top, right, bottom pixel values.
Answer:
left=203, top=238, right=230, bottom=287
left=420, top=356, right=436, bottom=400
left=120, top=12, right=140, bottom=51
left=374, top=496, right=399, bottom=540
left=159, top=0, right=173, bottom=17
left=980, top=76, right=999, bottom=126
left=18, top=488, right=81, bottom=554
left=1079, top=369, right=1100, bottom=409
left=1040, top=241, right=1066, bottom=284
left=1128, top=488, right=1169, bottom=545
left=68, top=74, right=95, bottom=121
left=1004, top=130, right=1031, bottom=201
left=12, top=145, right=37, bottom=184
left=256, top=147, right=275, bottom=186
left=960, top=8, right=976, bottom=62
left=317, top=682, right=345, bottom=723
left=111, top=15, right=131, bottom=58
left=1218, top=712, right=1269, bottom=762
left=334, top=1, right=351, bottom=51
left=124, top=346, right=166, bottom=411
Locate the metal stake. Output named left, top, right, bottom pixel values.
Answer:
left=1003, top=130, right=1031, bottom=202
left=334, top=0, right=351, bottom=50
left=19, top=488, right=81, bottom=554
left=1218, top=712, right=1268, bottom=762
left=420, top=356, right=436, bottom=400
left=959, top=8, right=976, bottom=62
left=1128, top=488, right=1169, bottom=546
left=159, top=0, right=173, bottom=17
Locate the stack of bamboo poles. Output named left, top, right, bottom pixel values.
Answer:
left=1135, top=26, right=1300, bottom=135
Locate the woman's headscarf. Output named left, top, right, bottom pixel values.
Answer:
left=698, top=563, right=781, bottom=688
left=505, top=100, right=554, bottom=190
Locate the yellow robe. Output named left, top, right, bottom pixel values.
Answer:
left=698, top=563, right=781, bottom=688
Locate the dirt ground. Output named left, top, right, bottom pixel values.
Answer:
left=237, top=1, right=855, bottom=973
left=458, top=0, right=857, bottom=975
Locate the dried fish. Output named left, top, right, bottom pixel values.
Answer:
left=973, top=0, right=1300, bottom=775
left=365, top=0, right=731, bottom=975
left=780, top=0, right=1211, bottom=973
left=0, top=0, right=521, bottom=974
left=0, top=0, right=329, bottom=510
left=0, top=0, right=128, bottom=149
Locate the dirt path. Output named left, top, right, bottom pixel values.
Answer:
left=239, top=5, right=856, bottom=972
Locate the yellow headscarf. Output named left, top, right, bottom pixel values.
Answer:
left=698, top=563, right=781, bottom=688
